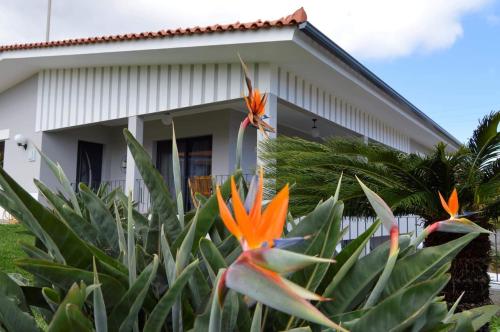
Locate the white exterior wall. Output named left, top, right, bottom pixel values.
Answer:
left=0, top=75, right=42, bottom=194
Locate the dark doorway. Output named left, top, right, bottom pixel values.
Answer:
left=0, top=141, right=4, bottom=169
left=156, top=135, right=212, bottom=207
left=76, top=141, right=103, bottom=189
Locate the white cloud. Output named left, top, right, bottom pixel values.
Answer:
left=0, top=0, right=492, bottom=60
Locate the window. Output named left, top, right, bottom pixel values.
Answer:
left=0, top=141, right=4, bottom=168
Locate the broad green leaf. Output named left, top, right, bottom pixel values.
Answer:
left=208, top=269, right=227, bottom=332
left=36, top=146, right=81, bottom=216
left=357, top=177, right=395, bottom=231
left=334, top=173, right=343, bottom=203
left=47, top=282, right=87, bottom=332
left=118, top=255, right=159, bottom=332
left=0, top=295, right=40, bottom=332
left=449, top=305, right=500, bottom=331
left=363, top=248, right=399, bottom=308
left=0, top=167, right=124, bottom=273
left=42, top=287, right=60, bottom=311
left=221, top=291, right=239, bottom=332
left=349, top=274, right=450, bottom=332
left=123, top=128, right=182, bottom=244
left=322, top=220, right=381, bottom=299
left=127, top=193, right=136, bottom=286
left=143, top=260, right=199, bottom=332
left=65, top=303, right=94, bottom=332
left=250, top=302, right=262, bottom=332
left=17, top=258, right=126, bottom=306
left=93, top=258, right=107, bottom=332
left=444, top=292, right=464, bottom=322
left=172, top=122, right=185, bottom=228
left=0, top=271, right=29, bottom=312
left=287, top=197, right=336, bottom=245
left=108, top=255, right=159, bottom=331
left=19, top=241, right=53, bottom=261
left=199, top=238, right=227, bottom=283
left=114, top=202, right=127, bottom=265
left=172, top=171, right=242, bottom=254
left=410, top=301, right=448, bottom=332
left=176, top=209, right=198, bottom=273
left=0, top=169, right=65, bottom=263
left=79, top=184, right=119, bottom=255
left=381, top=232, right=478, bottom=299
left=437, top=219, right=491, bottom=234
left=160, top=225, right=176, bottom=286
left=225, top=260, right=347, bottom=331
left=35, top=179, right=100, bottom=247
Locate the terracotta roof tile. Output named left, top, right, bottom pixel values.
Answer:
left=0, top=7, right=307, bottom=52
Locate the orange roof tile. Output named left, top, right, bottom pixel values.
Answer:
left=0, top=8, right=307, bottom=52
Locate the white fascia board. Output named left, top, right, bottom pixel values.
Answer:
left=291, top=30, right=459, bottom=150
left=0, top=28, right=296, bottom=61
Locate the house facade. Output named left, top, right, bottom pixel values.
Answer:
left=0, top=8, right=460, bottom=212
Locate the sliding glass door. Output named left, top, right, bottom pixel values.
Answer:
left=156, top=135, right=212, bottom=207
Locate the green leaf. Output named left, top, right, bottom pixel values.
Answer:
left=118, top=255, right=160, bottom=332
left=160, top=225, right=176, bottom=286
left=208, top=269, right=227, bottom=332
left=225, top=260, right=347, bottom=331
left=0, top=271, right=29, bottom=312
left=36, top=146, right=82, bottom=216
left=143, top=260, right=199, bottom=332
left=93, top=258, right=107, bottom=332
left=349, top=274, right=450, bottom=332
left=172, top=122, right=185, bottom=228
left=250, top=302, right=262, bottom=332
left=108, top=255, right=159, bottom=331
left=65, top=303, right=94, bottom=332
left=356, top=176, right=395, bottom=231
left=42, top=287, right=60, bottom=311
left=123, top=128, right=182, bottom=244
left=17, top=258, right=126, bottom=306
left=235, top=122, right=246, bottom=170
left=381, top=232, right=478, bottom=299
left=114, top=202, right=127, bottom=265
left=127, top=193, right=136, bottom=286
left=438, top=219, right=491, bottom=234
left=199, top=238, right=227, bottom=283
left=363, top=248, right=399, bottom=308
left=176, top=209, right=198, bottom=273
left=0, top=295, right=40, bottom=332
left=221, top=291, right=239, bottom=332
left=449, top=305, right=500, bottom=331
left=47, top=282, right=87, bottom=332
left=172, top=171, right=242, bottom=254
left=35, top=179, right=100, bottom=247
left=322, top=219, right=381, bottom=300
left=79, top=183, right=119, bottom=255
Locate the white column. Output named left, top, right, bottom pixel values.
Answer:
left=126, top=116, right=144, bottom=194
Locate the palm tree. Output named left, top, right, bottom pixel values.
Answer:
left=260, top=111, right=499, bottom=310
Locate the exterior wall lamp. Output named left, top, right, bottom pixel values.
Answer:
left=14, top=134, right=28, bottom=150
left=311, top=118, right=320, bottom=138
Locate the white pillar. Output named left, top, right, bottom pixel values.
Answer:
left=126, top=116, right=144, bottom=194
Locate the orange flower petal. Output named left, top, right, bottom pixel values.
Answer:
left=216, top=186, right=242, bottom=240
left=448, top=188, right=459, bottom=217
left=259, top=184, right=289, bottom=245
left=438, top=191, right=452, bottom=217
left=230, top=177, right=254, bottom=245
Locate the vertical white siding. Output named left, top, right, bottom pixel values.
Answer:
left=276, top=66, right=410, bottom=152
left=36, top=63, right=271, bottom=132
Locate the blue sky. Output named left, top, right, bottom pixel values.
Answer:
left=363, top=2, right=500, bottom=143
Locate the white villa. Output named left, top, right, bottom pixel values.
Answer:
left=0, top=8, right=460, bottom=212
